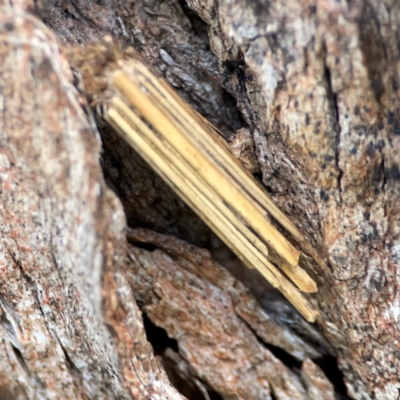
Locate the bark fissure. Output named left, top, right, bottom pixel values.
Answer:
left=322, top=54, right=343, bottom=203
left=1, top=0, right=400, bottom=399
left=56, top=337, right=80, bottom=372
left=236, top=311, right=301, bottom=367
left=11, top=344, right=31, bottom=376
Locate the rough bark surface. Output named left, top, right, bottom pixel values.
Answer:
left=1, top=0, right=399, bottom=399
left=126, top=228, right=333, bottom=400
left=0, top=2, right=183, bottom=399
left=38, top=0, right=241, bottom=245
left=185, top=2, right=400, bottom=399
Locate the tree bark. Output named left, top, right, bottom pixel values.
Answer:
left=1, top=0, right=400, bottom=399
left=0, top=2, right=183, bottom=399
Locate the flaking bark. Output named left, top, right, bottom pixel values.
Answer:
left=0, top=2, right=183, bottom=399
left=190, top=2, right=400, bottom=398
left=1, top=0, right=400, bottom=399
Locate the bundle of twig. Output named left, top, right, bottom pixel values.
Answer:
left=68, top=39, right=319, bottom=322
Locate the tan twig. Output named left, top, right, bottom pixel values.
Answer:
left=98, top=65, right=320, bottom=322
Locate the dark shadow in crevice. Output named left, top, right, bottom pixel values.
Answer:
left=142, top=313, right=179, bottom=355
left=264, top=342, right=302, bottom=369
left=266, top=343, right=349, bottom=398
left=236, top=312, right=302, bottom=371
left=263, top=343, right=350, bottom=399
left=178, top=0, right=210, bottom=50
left=266, top=345, right=350, bottom=399
left=178, top=0, right=245, bottom=138
left=207, top=390, right=223, bottom=400
left=11, top=345, right=30, bottom=375
left=236, top=312, right=350, bottom=399
left=128, top=241, right=159, bottom=252
left=142, top=314, right=223, bottom=400
left=313, top=355, right=350, bottom=398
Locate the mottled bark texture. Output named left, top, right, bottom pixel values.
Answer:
left=182, top=0, right=400, bottom=397
left=0, top=2, right=183, bottom=399
left=1, top=0, right=400, bottom=399
left=126, top=228, right=334, bottom=400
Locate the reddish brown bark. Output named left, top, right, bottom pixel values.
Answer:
left=1, top=0, right=400, bottom=399
left=192, top=2, right=400, bottom=398
left=0, top=1, right=182, bottom=398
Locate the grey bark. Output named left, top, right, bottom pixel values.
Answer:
left=1, top=0, right=399, bottom=399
